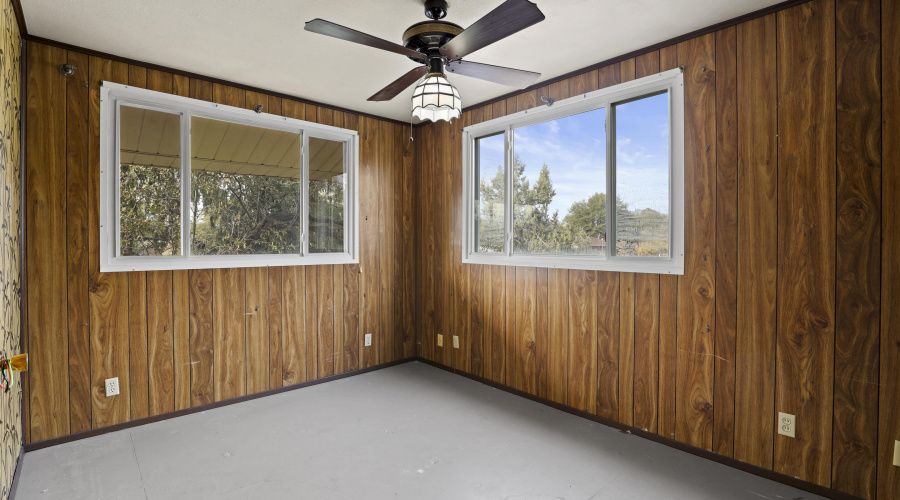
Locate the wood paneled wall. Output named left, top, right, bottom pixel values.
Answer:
left=415, top=0, right=896, bottom=498
left=23, top=41, right=416, bottom=444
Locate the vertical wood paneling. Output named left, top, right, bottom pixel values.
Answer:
left=305, top=266, right=319, bottom=378
left=128, top=272, right=149, bottom=420
left=567, top=270, right=597, bottom=413
left=27, top=42, right=69, bottom=441
left=147, top=271, right=174, bottom=416
left=172, top=270, right=190, bottom=410
left=282, top=266, right=306, bottom=385
left=658, top=274, right=678, bottom=439
left=359, top=117, right=380, bottom=368
left=618, top=273, right=635, bottom=425
left=675, top=33, right=717, bottom=452
left=515, top=267, right=536, bottom=394
left=470, top=264, right=485, bottom=378
left=831, top=0, right=881, bottom=497
left=188, top=269, right=214, bottom=405
left=245, top=267, right=269, bottom=394
left=547, top=269, right=568, bottom=405
left=775, top=0, right=836, bottom=486
left=535, top=268, right=548, bottom=398
left=213, top=268, right=246, bottom=401
left=490, top=265, right=506, bottom=384
left=879, top=1, right=900, bottom=497
left=633, top=274, right=659, bottom=433
left=505, top=266, right=516, bottom=383
left=317, top=266, right=334, bottom=378
left=596, top=271, right=619, bottom=420
left=333, top=262, right=345, bottom=374
left=88, top=56, right=130, bottom=429
left=713, top=25, right=738, bottom=459
left=65, top=49, right=91, bottom=434
left=635, top=51, right=660, bottom=78
left=343, top=264, right=360, bottom=372
left=267, top=268, right=283, bottom=389
left=734, top=14, right=778, bottom=469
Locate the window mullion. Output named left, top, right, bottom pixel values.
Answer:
left=606, top=102, right=615, bottom=259
left=302, top=131, right=310, bottom=257
left=182, top=110, right=192, bottom=259
left=505, top=126, right=513, bottom=258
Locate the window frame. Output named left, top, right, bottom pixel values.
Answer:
left=100, top=81, right=359, bottom=272
left=461, top=67, right=684, bottom=275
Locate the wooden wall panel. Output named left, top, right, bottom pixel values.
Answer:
left=775, top=0, right=836, bottom=486
left=26, top=42, right=69, bottom=441
left=831, top=0, right=881, bottom=497
left=733, top=14, right=777, bottom=469
left=878, top=0, right=900, bottom=496
left=675, top=33, right=717, bottom=452
left=713, top=25, right=738, bottom=459
left=88, top=56, right=130, bottom=430
left=25, top=41, right=413, bottom=444
left=414, top=1, right=891, bottom=496
left=64, top=49, right=91, bottom=435
left=515, top=267, right=536, bottom=394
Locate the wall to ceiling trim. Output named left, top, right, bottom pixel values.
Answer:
left=415, top=0, right=896, bottom=499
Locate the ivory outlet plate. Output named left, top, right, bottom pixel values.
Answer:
left=894, top=440, right=900, bottom=467
left=453, top=335, right=459, bottom=349
left=778, top=412, right=795, bottom=438
left=105, top=377, right=119, bottom=397
left=437, top=334, right=444, bottom=347
left=364, top=333, right=372, bottom=347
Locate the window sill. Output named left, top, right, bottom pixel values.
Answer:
left=462, top=253, right=683, bottom=275
left=100, top=253, right=358, bottom=273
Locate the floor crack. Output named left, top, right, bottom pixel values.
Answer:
left=129, top=430, right=150, bottom=500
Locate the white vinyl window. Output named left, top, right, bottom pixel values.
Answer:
left=100, top=82, right=359, bottom=272
left=462, top=68, right=684, bottom=274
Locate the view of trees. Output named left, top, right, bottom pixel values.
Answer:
left=119, top=164, right=344, bottom=256
left=476, top=154, right=669, bottom=256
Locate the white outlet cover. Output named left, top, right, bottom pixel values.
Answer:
left=364, top=333, right=372, bottom=347
left=453, top=335, right=459, bottom=349
left=105, top=377, right=119, bottom=397
left=437, top=334, right=443, bottom=347
left=894, top=440, right=900, bottom=467
left=777, top=412, right=795, bottom=438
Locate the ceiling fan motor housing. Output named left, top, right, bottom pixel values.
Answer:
left=402, top=20, right=463, bottom=64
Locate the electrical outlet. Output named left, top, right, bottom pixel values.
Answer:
left=437, top=334, right=444, bottom=347
left=894, top=440, right=900, bottom=467
left=453, top=335, right=459, bottom=349
left=364, top=333, right=372, bottom=347
left=105, top=377, right=119, bottom=397
left=778, top=412, right=795, bottom=438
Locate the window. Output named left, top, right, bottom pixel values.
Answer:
left=101, top=82, right=358, bottom=272
left=462, top=68, right=684, bottom=274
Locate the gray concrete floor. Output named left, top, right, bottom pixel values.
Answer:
left=16, top=361, right=825, bottom=500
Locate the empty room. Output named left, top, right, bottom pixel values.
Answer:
left=0, top=0, right=896, bottom=498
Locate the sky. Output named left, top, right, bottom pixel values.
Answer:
left=477, top=92, right=669, bottom=218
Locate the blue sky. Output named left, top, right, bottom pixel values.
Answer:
left=478, top=92, right=669, bottom=218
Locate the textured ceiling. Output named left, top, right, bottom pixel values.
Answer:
left=22, top=0, right=782, bottom=122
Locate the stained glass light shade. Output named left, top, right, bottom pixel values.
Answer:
left=411, top=72, right=461, bottom=123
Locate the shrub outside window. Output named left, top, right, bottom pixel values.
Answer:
left=462, top=68, right=684, bottom=275
left=100, top=82, right=359, bottom=272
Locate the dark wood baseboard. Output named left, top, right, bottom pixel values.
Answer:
left=8, top=446, right=24, bottom=500
left=415, top=357, right=863, bottom=500
left=23, top=357, right=416, bottom=453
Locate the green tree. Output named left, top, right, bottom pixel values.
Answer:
left=119, top=164, right=181, bottom=256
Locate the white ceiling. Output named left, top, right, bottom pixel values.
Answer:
left=23, top=0, right=781, bottom=122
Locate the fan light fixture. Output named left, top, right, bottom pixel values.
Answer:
left=411, top=72, right=461, bottom=123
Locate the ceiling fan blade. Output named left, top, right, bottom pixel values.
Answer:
left=305, top=19, right=425, bottom=61
left=439, top=0, right=545, bottom=60
left=368, top=66, right=428, bottom=101
left=447, top=60, right=540, bottom=89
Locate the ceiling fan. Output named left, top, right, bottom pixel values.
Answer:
left=305, top=0, right=545, bottom=122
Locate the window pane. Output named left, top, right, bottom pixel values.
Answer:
left=475, top=132, right=505, bottom=253
left=308, top=137, right=345, bottom=253
left=512, top=108, right=607, bottom=255
left=119, top=105, right=182, bottom=256
left=614, top=92, right=670, bottom=257
left=190, top=116, right=303, bottom=256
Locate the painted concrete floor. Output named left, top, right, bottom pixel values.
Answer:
left=17, top=362, right=826, bottom=500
